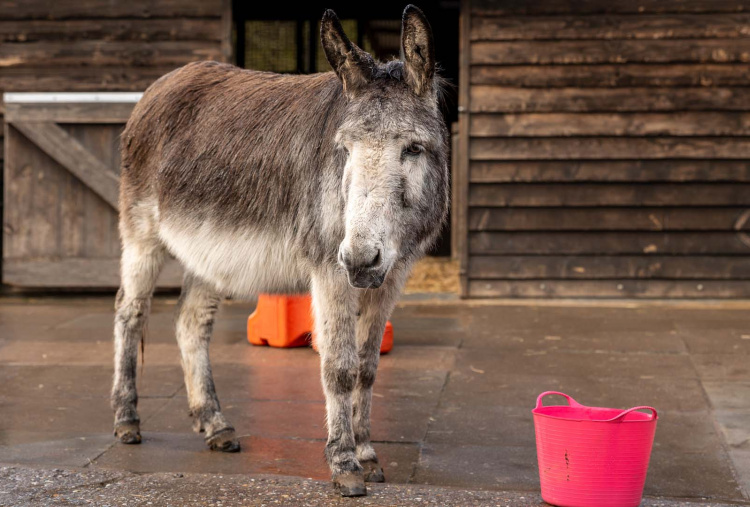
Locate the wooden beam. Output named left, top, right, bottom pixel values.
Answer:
left=468, top=183, right=750, bottom=207
left=473, top=39, right=750, bottom=65
left=470, top=160, right=750, bottom=183
left=457, top=0, right=472, bottom=297
left=5, top=102, right=134, bottom=123
left=468, top=207, right=750, bottom=231
left=11, top=121, right=120, bottom=210
left=0, top=18, right=222, bottom=42
left=3, top=258, right=183, bottom=288
left=0, top=66, right=170, bottom=92
left=469, top=231, right=750, bottom=255
left=450, top=122, right=460, bottom=261
left=471, top=64, right=750, bottom=88
left=469, top=255, right=750, bottom=280
left=471, top=13, right=750, bottom=41
left=0, top=0, right=223, bottom=20
left=470, top=112, right=750, bottom=137
left=0, top=40, right=222, bottom=68
left=470, top=137, right=750, bottom=160
left=220, top=0, right=233, bottom=64
left=471, top=0, right=750, bottom=16
left=470, top=86, right=750, bottom=113
left=467, top=279, right=750, bottom=298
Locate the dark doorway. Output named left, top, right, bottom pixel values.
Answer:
left=232, top=1, right=460, bottom=256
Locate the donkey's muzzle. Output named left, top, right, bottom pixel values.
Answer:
left=339, top=247, right=387, bottom=289
left=347, top=268, right=387, bottom=289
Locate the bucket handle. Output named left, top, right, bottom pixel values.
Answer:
left=536, top=393, right=658, bottom=421
left=604, top=406, right=658, bottom=422
left=535, top=391, right=584, bottom=409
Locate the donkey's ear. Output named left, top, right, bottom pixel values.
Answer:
left=321, top=9, right=374, bottom=96
left=400, top=4, right=435, bottom=96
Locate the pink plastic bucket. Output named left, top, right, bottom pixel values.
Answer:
left=532, top=391, right=658, bottom=507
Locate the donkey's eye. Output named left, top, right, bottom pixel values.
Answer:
left=404, top=143, right=424, bottom=156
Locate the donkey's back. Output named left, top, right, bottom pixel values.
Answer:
left=121, top=61, right=343, bottom=228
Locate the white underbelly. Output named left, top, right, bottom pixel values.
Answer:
left=159, top=219, right=309, bottom=297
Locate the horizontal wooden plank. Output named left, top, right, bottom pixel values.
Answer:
left=471, top=86, right=750, bottom=113
left=467, top=279, right=750, bottom=298
left=0, top=18, right=221, bottom=42
left=470, top=112, right=750, bottom=137
left=471, top=14, right=750, bottom=41
left=4, top=103, right=134, bottom=123
left=469, top=255, right=750, bottom=279
left=469, top=183, right=750, bottom=207
left=472, top=39, right=750, bottom=65
left=0, top=66, right=171, bottom=92
left=471, top=0, right=750, bottom=16
left=11, top=122, right=120, bottom=209
left=0, top=0, right=222, bottom=20
left=470, top=160, right=750, bottom=183
left=0, top=40, right=221, bottom=68
left=2, top=258, right=183, bottom=288
left=470, top=231, right=750, bottom=255
left=468, top=207, right=750, bottom=231
left=471, top=64, right=750, bottom=88
left=471, top=137, right=750, bottom=160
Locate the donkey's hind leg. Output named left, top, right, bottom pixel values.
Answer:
left=112, top=238, right=167, bottom=444
left=175, top=273, right=240, bottom=452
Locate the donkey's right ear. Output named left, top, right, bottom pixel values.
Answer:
left=321, top=9, right=374, bottom=96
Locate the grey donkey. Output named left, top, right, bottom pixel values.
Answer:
left=111, top=4, right=448, bottom=497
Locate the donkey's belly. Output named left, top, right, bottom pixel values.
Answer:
left=159, top=220, right=310, bottom=297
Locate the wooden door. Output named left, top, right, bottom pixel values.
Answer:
left=3, top=93, right=181, bottom=288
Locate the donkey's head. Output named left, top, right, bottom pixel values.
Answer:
left=322, top=5, right=449, bottom=289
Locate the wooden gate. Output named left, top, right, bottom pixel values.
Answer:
left=3, top=93, right=181, bottom=288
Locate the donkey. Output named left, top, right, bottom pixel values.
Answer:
left=111, top=4, right=448, bottom=497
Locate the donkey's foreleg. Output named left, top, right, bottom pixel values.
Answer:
left=175, top=273, right=239, bottom=452
left=311, top=271, right=364, bottom=497
left=353, top=266, right=410, bottom=483
left=112, top=241, right=166, bottom=444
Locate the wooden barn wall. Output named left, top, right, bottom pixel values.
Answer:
left=462, top=0, right=750, bottom=298
left=0, top=0, right=229, bottom=284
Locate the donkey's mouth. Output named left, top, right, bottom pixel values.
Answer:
left=347, top=268, right=388, bottom=290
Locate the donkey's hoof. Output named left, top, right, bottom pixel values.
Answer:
left=333, top=472, right=367, bottom=497
left=361, top=460, right=385, bottom=483
left=206, top=428, right=241, bottom=453
left=114, top=422, right=141, bottom=444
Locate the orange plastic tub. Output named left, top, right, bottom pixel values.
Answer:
left=247, top=294, right=393, bottom=353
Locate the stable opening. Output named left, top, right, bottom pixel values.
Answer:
left=232, top=1, right=460, bottom=256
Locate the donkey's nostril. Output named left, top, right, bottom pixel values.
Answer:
left=340, top=247, right=381, bottom=272
left=365, top=250, right=381, bottom=269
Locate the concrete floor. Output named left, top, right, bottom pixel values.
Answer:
left=1, top=296, right=749, bottom=506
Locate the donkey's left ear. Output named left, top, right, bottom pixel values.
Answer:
left=400, top=4, right=436, bottom=96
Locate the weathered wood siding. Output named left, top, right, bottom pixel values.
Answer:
left=461, top=0, right=750, bottom=298
left=1, top=0, right=228, bottom=287
left=0, top=0, right=228, bottom=158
